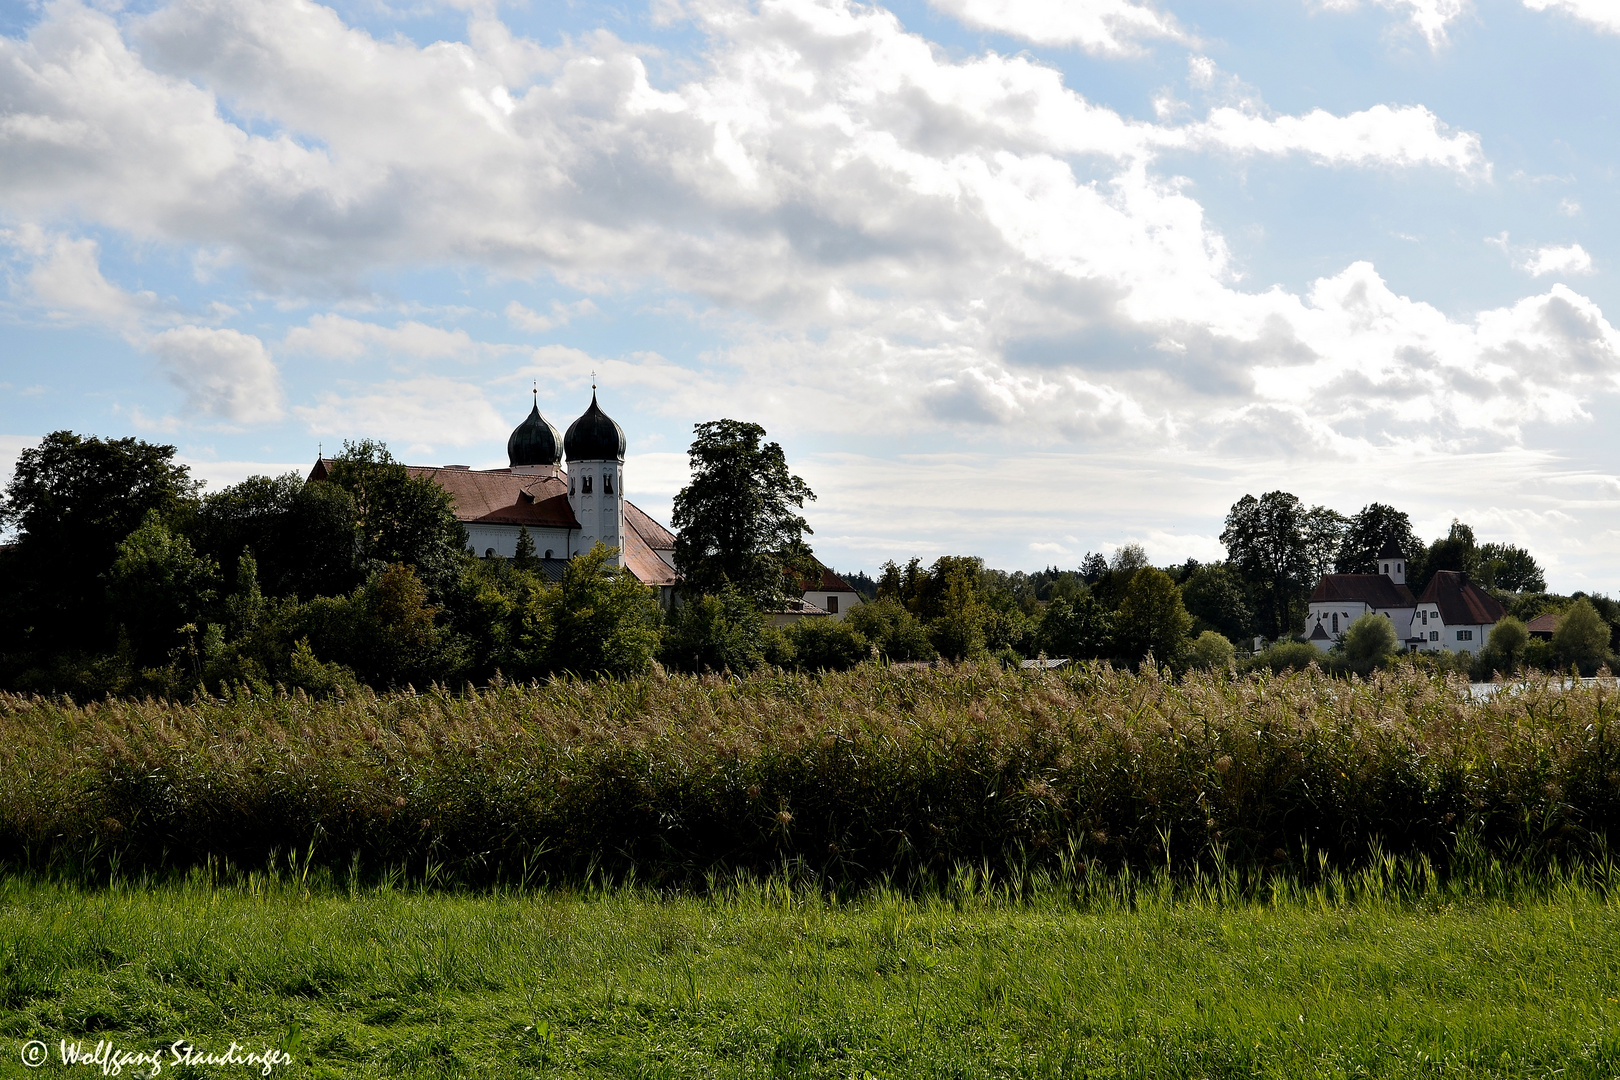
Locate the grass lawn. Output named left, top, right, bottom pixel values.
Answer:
left=1, top=872, right=1617, bottom=1078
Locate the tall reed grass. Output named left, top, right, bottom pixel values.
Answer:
left=2, top=663, right=1617, bottom=887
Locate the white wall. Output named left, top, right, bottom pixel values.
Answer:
left=804, top=590, right=861, bottom=621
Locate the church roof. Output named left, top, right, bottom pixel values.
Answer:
left=1376, top=538, right=1406, bottom=559
left=564, top=392, right=626, bottom=461
left=1418, top=571, right=1505, bottom=626
left=507, top=398, right=562, bottom=468
left=1309, top=574, right=1415, bottom=609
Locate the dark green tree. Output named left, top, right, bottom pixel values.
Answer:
left=1422, top=520, right=1478, bottom=587
left=1036, top=594, right=1113, bottom=660
left=1554, top=598, right=1612, bottom=674
left=321, top=440, right=467, bottom=596
left=192, top=473, right=360, bottom=599
left=105, top=511, right=222, bottom=670
left=543, top=544, right=663, bottom=678
left=1477, top=543, right=1545, bottom=593
left=0, top=432, right=200, bottom=659
left=846, top=597, right=935, bottom=661
left=513, top=527, right=540, bottom=572
left=783, top=617, right=868, bottom=671
left=1112, top=567, right=1193, bottom=668
left=1341, top=612, right=1397, bottom=674
left=671, top=420, right=815, bottom=609
left=1220, top=492, right=1311, bottom=639
left=661, top=585, right=772, bottom=673
left=1179, top=563, right=1255, bottom=644
left=1335, top=503, right=1423, bottom=575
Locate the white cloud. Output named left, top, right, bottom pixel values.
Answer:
left=4, top=226, right=153, bottom=334
left=505, top=297, right=598, bottom=332
left=1522, top=0, right=1620, bottom=33
left=281, top=314, right=485, bottom=360
left=293, top=377, right=509, bottom=450
left=927, top=0, right=1184, bottom=54
left=1523, top=243, right=1594, bottom=277
left=1318, top=0, right=1469, bottom=48
left=148, top=325, right=284, bottom=423
left=1176, top=104, right=1485, bottom=175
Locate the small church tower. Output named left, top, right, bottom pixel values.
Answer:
left=507, top=388, right=562, bottom=476
left=1378, top=538, right=1406, bottom=585
left=564, top=388, right=627, bottom=567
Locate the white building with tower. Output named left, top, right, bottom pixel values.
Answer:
left=1305, top=539, right=1504, bottom=654
left=308, top=389, right=861, bottom=617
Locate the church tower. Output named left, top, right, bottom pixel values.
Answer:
left=507, top=388, right=562, bottom=475
left=564, top=389, right=627, bottom=567
left=1378, top=538, right=1406, bottom=585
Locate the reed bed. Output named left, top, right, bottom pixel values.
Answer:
left=2, top=663, right=1618, bottom=887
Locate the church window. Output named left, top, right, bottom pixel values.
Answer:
left=1332, top=613, right=1338, bottom=633
left=583, top=475, right=593, bottom=494
left=1382, top=564, right=1389, bottom=574
left=604, top=472, right=615, bottom=495
left=544, top=549, right=553, bottom=559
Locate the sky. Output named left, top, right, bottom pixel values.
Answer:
left=1, top=0, right=1617, bottom=590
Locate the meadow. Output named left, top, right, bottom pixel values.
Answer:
left=1, top=865, right=1617, bottom=1078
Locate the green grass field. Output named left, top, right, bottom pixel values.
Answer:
left=3, top=867, right=1617, bottom=1078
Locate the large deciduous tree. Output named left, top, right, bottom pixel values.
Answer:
left=1477, top=542, right=1545, bottom=594
left=0, top=431, right=200, bottom=654
left=1335, top=503, right=1423, bottom=575
left=671, top=420, right=815, bottom=609
left=1220, top=491, right=1312, bottom=639
left=321, top=440, right=466, bottom=596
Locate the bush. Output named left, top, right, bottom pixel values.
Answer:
left=661, top=586, right=770, bottom=673
left=1555, top=599, right=1612, bottom=675
left=1245, top=640, right=1321, bottom=675
left=847, top=598, right=935, bottom=661
left=1186, top=630, right=1235, bottom=672
left=1481, top=615, right=1528, bottom=677
left=783, top=617, right=868, bottom=671
left=1342, top=613, right=1398, bottom=673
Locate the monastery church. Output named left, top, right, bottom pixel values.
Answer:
left=309, top=390, right=860, bottom=618
left=1306, top=540, right=1505, bottom=654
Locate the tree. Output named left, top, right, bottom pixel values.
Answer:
left=1180, top=563, right=1254, bottom=644
left=784, top=618, right=868, bottom=671
left=1341, top=612, right=1397, bottom=673
left=0, top=431, right=200, bottom=654
left=1554, top=598, right=1611, bottom=674
left=1302, top=507, right=1348, bottom=583
left=1187, top=630, right=1235, bottom=672
left=105, top=511, right=222, bottom=669
left=544, top=543, right=663, bottom=678
left=1423, top=520, right=1478, bottom=586
left=321, top=440, right=467, bottom=596
left=1477, top=543, right=1545, bottom=593
left=513, top=527, right=540, bottom=572
left=1336, top=503, right=1423, bottom=575
left=1482, top=615, right=1529, bottom=676
left=1112, top=567, right=1193, bottom=668
left=671, top=420, right=816, bottom=609
left=1036, top=595, right=1113, bottom=661
left=192, top=473, right=360, bottom=599
left=1220, top=492, right=1311, bottom=639
left=661, top=585, right=772, bottom=673
left=847, top=597, right=935, bottom=661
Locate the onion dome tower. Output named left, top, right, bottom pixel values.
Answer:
left=507, top=388, right=562, bottom=474
left=565, top=386, right=627, bottom=566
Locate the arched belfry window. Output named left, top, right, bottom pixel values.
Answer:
left=604, top=472, right=615, bottom=495
left=583, top=475, right=593, bottom=494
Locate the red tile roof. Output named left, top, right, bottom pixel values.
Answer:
left=308, top=459, right=679, bottom=587
left=1418, top=571, right=1505, bottom=627
left=1526, top=612, right=1560, bottom=636
left=1308, top=574, right=1415, bottom=609
left=801, top=565, right=857, bottom=593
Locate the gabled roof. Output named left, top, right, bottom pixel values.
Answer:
left=1377, top=538, right=1406, bottom=559
left=621, top=509, right=677, bottom=586
left=625, top=501, right=675, bottom=551
left=1309, top=574, right=1415, bottom=609
left=1418, top=571, right=1505, bottom=626
left=801, top=565, right=857, bottom=593
left=1526, top=612, right=1560, bottom=636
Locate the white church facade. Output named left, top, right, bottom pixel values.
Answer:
left=308, top=390, right=861, bottom=619
left=1306, top=540, right=1504, bottom=654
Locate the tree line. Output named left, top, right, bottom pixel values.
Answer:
left=2, top=431, right=1616, bottom=698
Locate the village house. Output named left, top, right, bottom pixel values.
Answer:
left=1306, top=540, right=1504, bottom=654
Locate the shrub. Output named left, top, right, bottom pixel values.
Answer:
left=1342, top=612, right=1398, bottom=673
left=847, top=598, right=935, bottom=661
left=662, top=586, right=769, bottom=673
left=1186, top=630, right=1235, bottom=672
left=783, top=618, right=868, bottom=671
left=1481, top=615, right=1528, bottom=677
left=1246, top=640, right=1321, bottom=675
left=1555, top=599, right=1612, bottom=674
